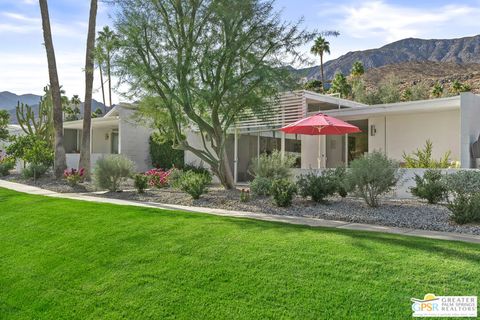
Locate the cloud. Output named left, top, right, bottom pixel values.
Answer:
left=329, top=1, right=480, bottom=42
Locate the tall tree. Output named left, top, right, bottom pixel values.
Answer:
left=311, top=36, right=330, bottom=91
left=79, top=0, right=98, bottom=179
left=113, top=0, right=313, bottom=188
left=350, top=61, right=365, bottom=78
left=94, top=46, right=107, bottom=106
left=330, top=73, right=351, bottom=98
left=97, top=26, right=118, bottom=107
left=39, top=0, right=66, bottom=178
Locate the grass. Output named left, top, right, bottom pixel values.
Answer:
left=0, top=187, right=479, bottom=319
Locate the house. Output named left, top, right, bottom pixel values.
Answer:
left=186, top=90, right=480, bottom=183
left=63, top=104, right=152, bottom=172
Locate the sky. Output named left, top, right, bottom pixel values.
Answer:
left=1, top=0, right=480, bottom=104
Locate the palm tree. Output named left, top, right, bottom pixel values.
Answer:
left=310, top=36, right=330, bottom=91
left=350, top=61, right=365, bottom=78
left=97, top=26, right=118, bottom=108
left=330, top=73, right=351, bottom=98
left=451, top=80, right=463, bottom=95
left=39, top=0, right=66, bottom=178
left=79, top=0, right=98, bottom=179
left=94, top=45, right=107, bottom=106
left=431, top=82, right=443, bottom=98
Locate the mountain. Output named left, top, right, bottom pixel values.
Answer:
left=0, top=91, right=42, bottom=110
left=0, top=91, right=109, bottom=124
left=295, top=35, right=480, bottom=81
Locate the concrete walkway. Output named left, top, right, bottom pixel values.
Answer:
left=1, top=179, right=480, bottom=244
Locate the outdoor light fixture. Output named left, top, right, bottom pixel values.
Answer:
left=105, top=133, right=109, bottom=140
left=370, top=125, right=377, bottom=136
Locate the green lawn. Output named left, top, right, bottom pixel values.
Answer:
left=0, top=188, right=479, bottom=319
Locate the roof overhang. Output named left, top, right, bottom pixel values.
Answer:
left=63, top=116, right=120, bottom=130
left=320, top=96, right=461, bottom=121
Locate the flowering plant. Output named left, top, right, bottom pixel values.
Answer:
left=145, top=168, right=173, bottom=188
left=64, top=167, right=85, bottom=186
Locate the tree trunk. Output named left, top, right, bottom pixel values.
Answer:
left=217, top=147, right=235, bottom=189
left=99, top=63, right=106, bottom=106
left=39, top=0, right=66, bottom=179
left=107, top=52, right=112, bottom=107
left=320, top=54, right=325, bottom=91
left=79, top=0, right=98, bottom=180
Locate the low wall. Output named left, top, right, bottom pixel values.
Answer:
left=292, top=168, right=478, bottom=199
left=66, top=153, right=106, bottom=170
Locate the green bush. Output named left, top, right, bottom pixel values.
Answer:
left=346, top=152, right=400, bottom=207
left=183, top=163, right=212, bottom=180
left=296, top=172, right=336, bottom=203
left=0, top=156, right=15, bottom=176
left=403, top=140, right=451, bottom=168
left=22, top=163, right=49, bottom=180
left=249, top=150, right=296, bottom=180
left=331, top=167, right=348, bottom=197
left=410, top=170, right=447, bottom=204
left=149, top=133, right=184, bottom=169
left=250, top=177, right=273, bottom=196
left=134, top=174, right=149, bottom=193
left=93, top=155, right=135, bottom=192
left=176, top=170, right=211, bottom=200
left=7, top=134, right=53, bottom=166
left=271, top=179, right=297, bottom=207
left=444, top=171, right=480, bottom=224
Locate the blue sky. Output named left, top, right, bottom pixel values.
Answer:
left=1, top=0, right=480, bottom=103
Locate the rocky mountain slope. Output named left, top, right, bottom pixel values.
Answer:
left=295, top=34, right=480, bottom=81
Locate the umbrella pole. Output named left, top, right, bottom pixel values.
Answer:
left=318, top=135, right=321, bottom=169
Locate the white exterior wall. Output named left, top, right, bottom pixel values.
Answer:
left=368, top=117, right=386, bottom=153
left=118, top=106, right=153, bottom=172
left=91, top=127, right=112, bottom=154
left=460, top=93, right=480, bottom=168
left=383, top=110, right=461, bottom=163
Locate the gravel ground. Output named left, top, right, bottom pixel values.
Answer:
left=94, top=186, right=480, bottom=236
left=2, top=175, right=479, bottom=235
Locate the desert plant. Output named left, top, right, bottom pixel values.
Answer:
left=403, top=140, right=451, bottom=168
left=22, top=163, right=49, bottom=180
left=176, top=170, right=211, bottom=200
left=93, top=155, right=135, bottom=192
left=410, top=170, right=447, bottom=204
left=331, top=167, right=348, bottom=197
left=0, top=156, right=15, bottom=176
left=250, top=177, right=273, bottom=196
left=444, top=170, right=480, bottom=224
left=346, top=152, right=400, bottom=207
left=249, top=150, right=296, bottom=180
left=296, top=172, right=336, bottom=203
left=271, top=178, right=297, bottom=207
left=149, top=133, right=184, bottom=169
left=63, top=168, right=85, bottom=186
left=183, top=163, right=212, bottom=180
left=134, top=174, right=149, bottom=193
left=145, top=168, right=172, bottom=188
left=240, top=189, right=250, bottom=203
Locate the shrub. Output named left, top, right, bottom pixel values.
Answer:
left=271, top=179, right=297, bottom=207
left=22, top=163, right=49, bottom=180
left=134, top=174, right=149, bottom=193
left=403, top=140, right=451, bottom=168
left=240, top=189, right=250, bottom=203
left=410, top=170, right=446, bottom=204
left=176, top=170, right=211, bottom=200
left=249, top=150, right=296, bottom=180
left=346, top=152, right=400, bottom=207
left=0, top=156, right=15, bottom=176
left=250, top=177, right=273, bottom=196
left=183, top=163, right=212, bottom=181
left=93, top=155, right=135, bottom=192
left=296, top=172, right=336, bottom=203
left=149, top=133, right=184, bottom=169
left=145, top=168, right=172, bottom=188
left=331, top=167, right=348, bottom=197
left=7, top=134, right=53, bottom=166
left=63, top=168, right=85, bottom=186
left=444, top=171, right=480, bottom=224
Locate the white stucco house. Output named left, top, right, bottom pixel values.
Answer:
left=63, top=104, right=152, bottom=172
left=186, top=90, right=480, bottom=183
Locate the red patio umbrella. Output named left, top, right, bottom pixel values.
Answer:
left=281, top=113, right=361, bottom=135
left=280, top=113, right=361, bottom=168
